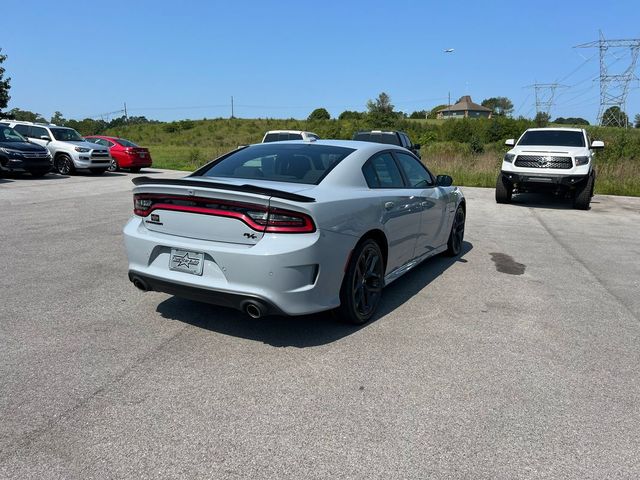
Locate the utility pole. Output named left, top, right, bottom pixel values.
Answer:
left=231, top=96, right=234, bottom=119
left=123, top=102, right=128, bottom=122
left=525, top=83, right=567, bottom=119
left=575, top=31, right=640, bottom=128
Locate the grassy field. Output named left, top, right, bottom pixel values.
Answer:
left=104, top=118, right=640, bottom=197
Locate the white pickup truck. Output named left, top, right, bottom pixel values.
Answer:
left=496, top=127, right=604, bottom=210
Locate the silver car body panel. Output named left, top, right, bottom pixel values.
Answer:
left=124, top=140, right=464, bottom=315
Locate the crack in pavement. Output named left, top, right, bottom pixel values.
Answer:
left=0, top=323, right=191, bottom=462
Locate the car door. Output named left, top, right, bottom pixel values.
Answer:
left=393, top=151, right=449, bottom=257
left=27, top=126, right=52, bottom=153
left=362, top=152, right=423, bottom=273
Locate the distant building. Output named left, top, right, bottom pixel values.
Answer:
left=437, top=96, right=492, bottom=119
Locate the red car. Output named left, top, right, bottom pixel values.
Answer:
left=85, top=135, right=152, bottom=172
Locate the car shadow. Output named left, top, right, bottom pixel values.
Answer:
left=510, top=192, right=579, bottom=210
left=155, top=241, right=473, bottom=348
left=0, top=177, right=13, bottom=184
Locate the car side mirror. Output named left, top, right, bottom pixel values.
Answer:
left=505, top=139, right=515, bottom=147
left=591, top=140, right=604, bottom=149
left=40, top=135, right=51, bottom=142
left=436, top=174, right=453, bottom=187
left=412, top=143, right=421, bottom=150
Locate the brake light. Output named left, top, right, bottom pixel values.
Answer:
left=133, top=194, right=315, bottom=233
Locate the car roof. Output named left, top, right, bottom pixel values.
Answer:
left=525, top=127, right=584, bottom=132
left=264, top=130, right=317, bottom=135
left=251, top=139, right=408, bottom=153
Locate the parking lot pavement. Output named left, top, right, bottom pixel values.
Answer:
left=1, top=170, right=639, bottom=479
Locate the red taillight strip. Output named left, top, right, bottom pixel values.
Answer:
left=134, top=194, right=315, bottom=233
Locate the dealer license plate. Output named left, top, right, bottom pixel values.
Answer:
left=169, top=249, right=204, bottom=275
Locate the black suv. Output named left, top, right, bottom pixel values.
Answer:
left=352, top=130, right=421, bottom=157
left=0, top=124, right=53, bottom=177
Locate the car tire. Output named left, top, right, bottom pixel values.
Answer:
left=495, top=174, right=513, bottom=204
left=108, top=158, right=119, bottom=172
left=574, top=172, right=594, bottom=210
left=56, top=154, right=75, bottom=175
left=337, top=239, right=384, bottom=325
left=129, top=167, right=141, bottom=173
left=444, top=206, right=465, bottom=257
left=90, top=168, right=107, bottom=175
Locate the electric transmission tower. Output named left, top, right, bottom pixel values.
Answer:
left=575, top=31, right=640, bottom=127
left=525, top=83, right=567, bottom=119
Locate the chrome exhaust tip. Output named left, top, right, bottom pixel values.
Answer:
left=244, top=302, right=264, bottom=319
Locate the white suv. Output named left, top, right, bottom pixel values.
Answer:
left=4, top=121, right=111, bottom=175
left=496, top=127, right=604, bottom=210
left=262, top=130, right=319, bottom=142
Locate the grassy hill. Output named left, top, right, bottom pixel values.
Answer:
left=103, top=118, right=640, bottom=196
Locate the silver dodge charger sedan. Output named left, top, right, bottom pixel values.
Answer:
left=124, top=139, right=465, bottom=324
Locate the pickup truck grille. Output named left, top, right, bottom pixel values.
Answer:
left=514, top=155, right=572, bottom=169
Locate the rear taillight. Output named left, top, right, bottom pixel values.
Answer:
left=133, top=194, right=315, bottom=233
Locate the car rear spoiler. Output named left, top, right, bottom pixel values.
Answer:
left=131, top=176, right=316, bottom=203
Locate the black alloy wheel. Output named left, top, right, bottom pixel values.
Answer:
left=56, top=154, right=74, bottom=175
left=339, top=239, right=384, bottom=325
left=445, top=206, right=465, bottom=256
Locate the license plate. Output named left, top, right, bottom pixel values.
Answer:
left=169, top=249, right=204, bottom=275
left=139, top=152, right=146, bottom=158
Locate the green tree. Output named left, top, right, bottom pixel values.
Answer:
left=409, top=110, right=428, bottom=119
left=338, top=110, right=364, bottom=120
left=553, top=117, right=590, bottom=126
left=481, top=97, right=514, bottom=117
left=535, top=112, right=550, bottom=127
left=0, top=48, right=10, bottom=116
left=8, top=108, right=47, bottom=123
left=51, top=111, right=66, bottom=125
left=635, top=114, right=640, bottom=128
left=366, top=92, right=397, bottom=127
left=601, top=106, right=628, bottom=127
left=307, top=108, right=330, bottom=121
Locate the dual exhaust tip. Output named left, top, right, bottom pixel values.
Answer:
left=129, top=274, right=267, bottom=319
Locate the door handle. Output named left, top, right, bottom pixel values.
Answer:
left=420, top=201, right=430, bottom=208
left=384, top=201, right=395, bottom=210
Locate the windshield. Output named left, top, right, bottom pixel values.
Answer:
left=0, top=126, right=27, bottom=143
left=197, top=143, right=355, bottom=185
left=50, top=128, right=84, bottom=142
left=116, top=138, right=139, bottom=147
left=518, top=130, right=585, bottom=147
left=353, top=132, right=401, bottom=146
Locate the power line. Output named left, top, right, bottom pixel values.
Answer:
left=525, top=83, right=568, bottom=118
left=575, top=31, right=640, bottom=127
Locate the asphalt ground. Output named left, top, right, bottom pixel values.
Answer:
left=1, top=169, right=639, bottom=479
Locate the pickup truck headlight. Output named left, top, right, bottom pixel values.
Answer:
left=74, top=147, right=91, bottom=153
left=574, top=156, right=589, bottom=166
left=0, top=147, right=24, bottom=157
left=503, top=153, right=515, bottom=163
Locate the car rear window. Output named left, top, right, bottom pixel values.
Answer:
left=353, top=132, right=401, bottom=146
left=116, top=138, right=139, bottom=147
left=518, top=130, right=585, bottom=147
left=197, top=143, right=355, bottom=185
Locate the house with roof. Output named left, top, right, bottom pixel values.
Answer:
left=437, top=96, right=492, bottom=119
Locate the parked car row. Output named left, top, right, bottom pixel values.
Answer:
left=0, top=120, right=153, bottom=178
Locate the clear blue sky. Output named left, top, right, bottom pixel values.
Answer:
left=2, top=0, right=639, bottom=123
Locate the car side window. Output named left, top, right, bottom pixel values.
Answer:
left=394, top=152, right=434, bottom=188
left=362, top=153, right=405, bottom=188
left=13, top=124, right=30, bottom=136
left=107, top=140, right=116, bottom=147
left=31, top=126, right=49, bottom=139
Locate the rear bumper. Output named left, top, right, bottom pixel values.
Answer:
left=128, top=271, right=285, bottom=315
left=123, top=217, right=355, bottom=316
left=116, top=153, right=152, bottom=168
